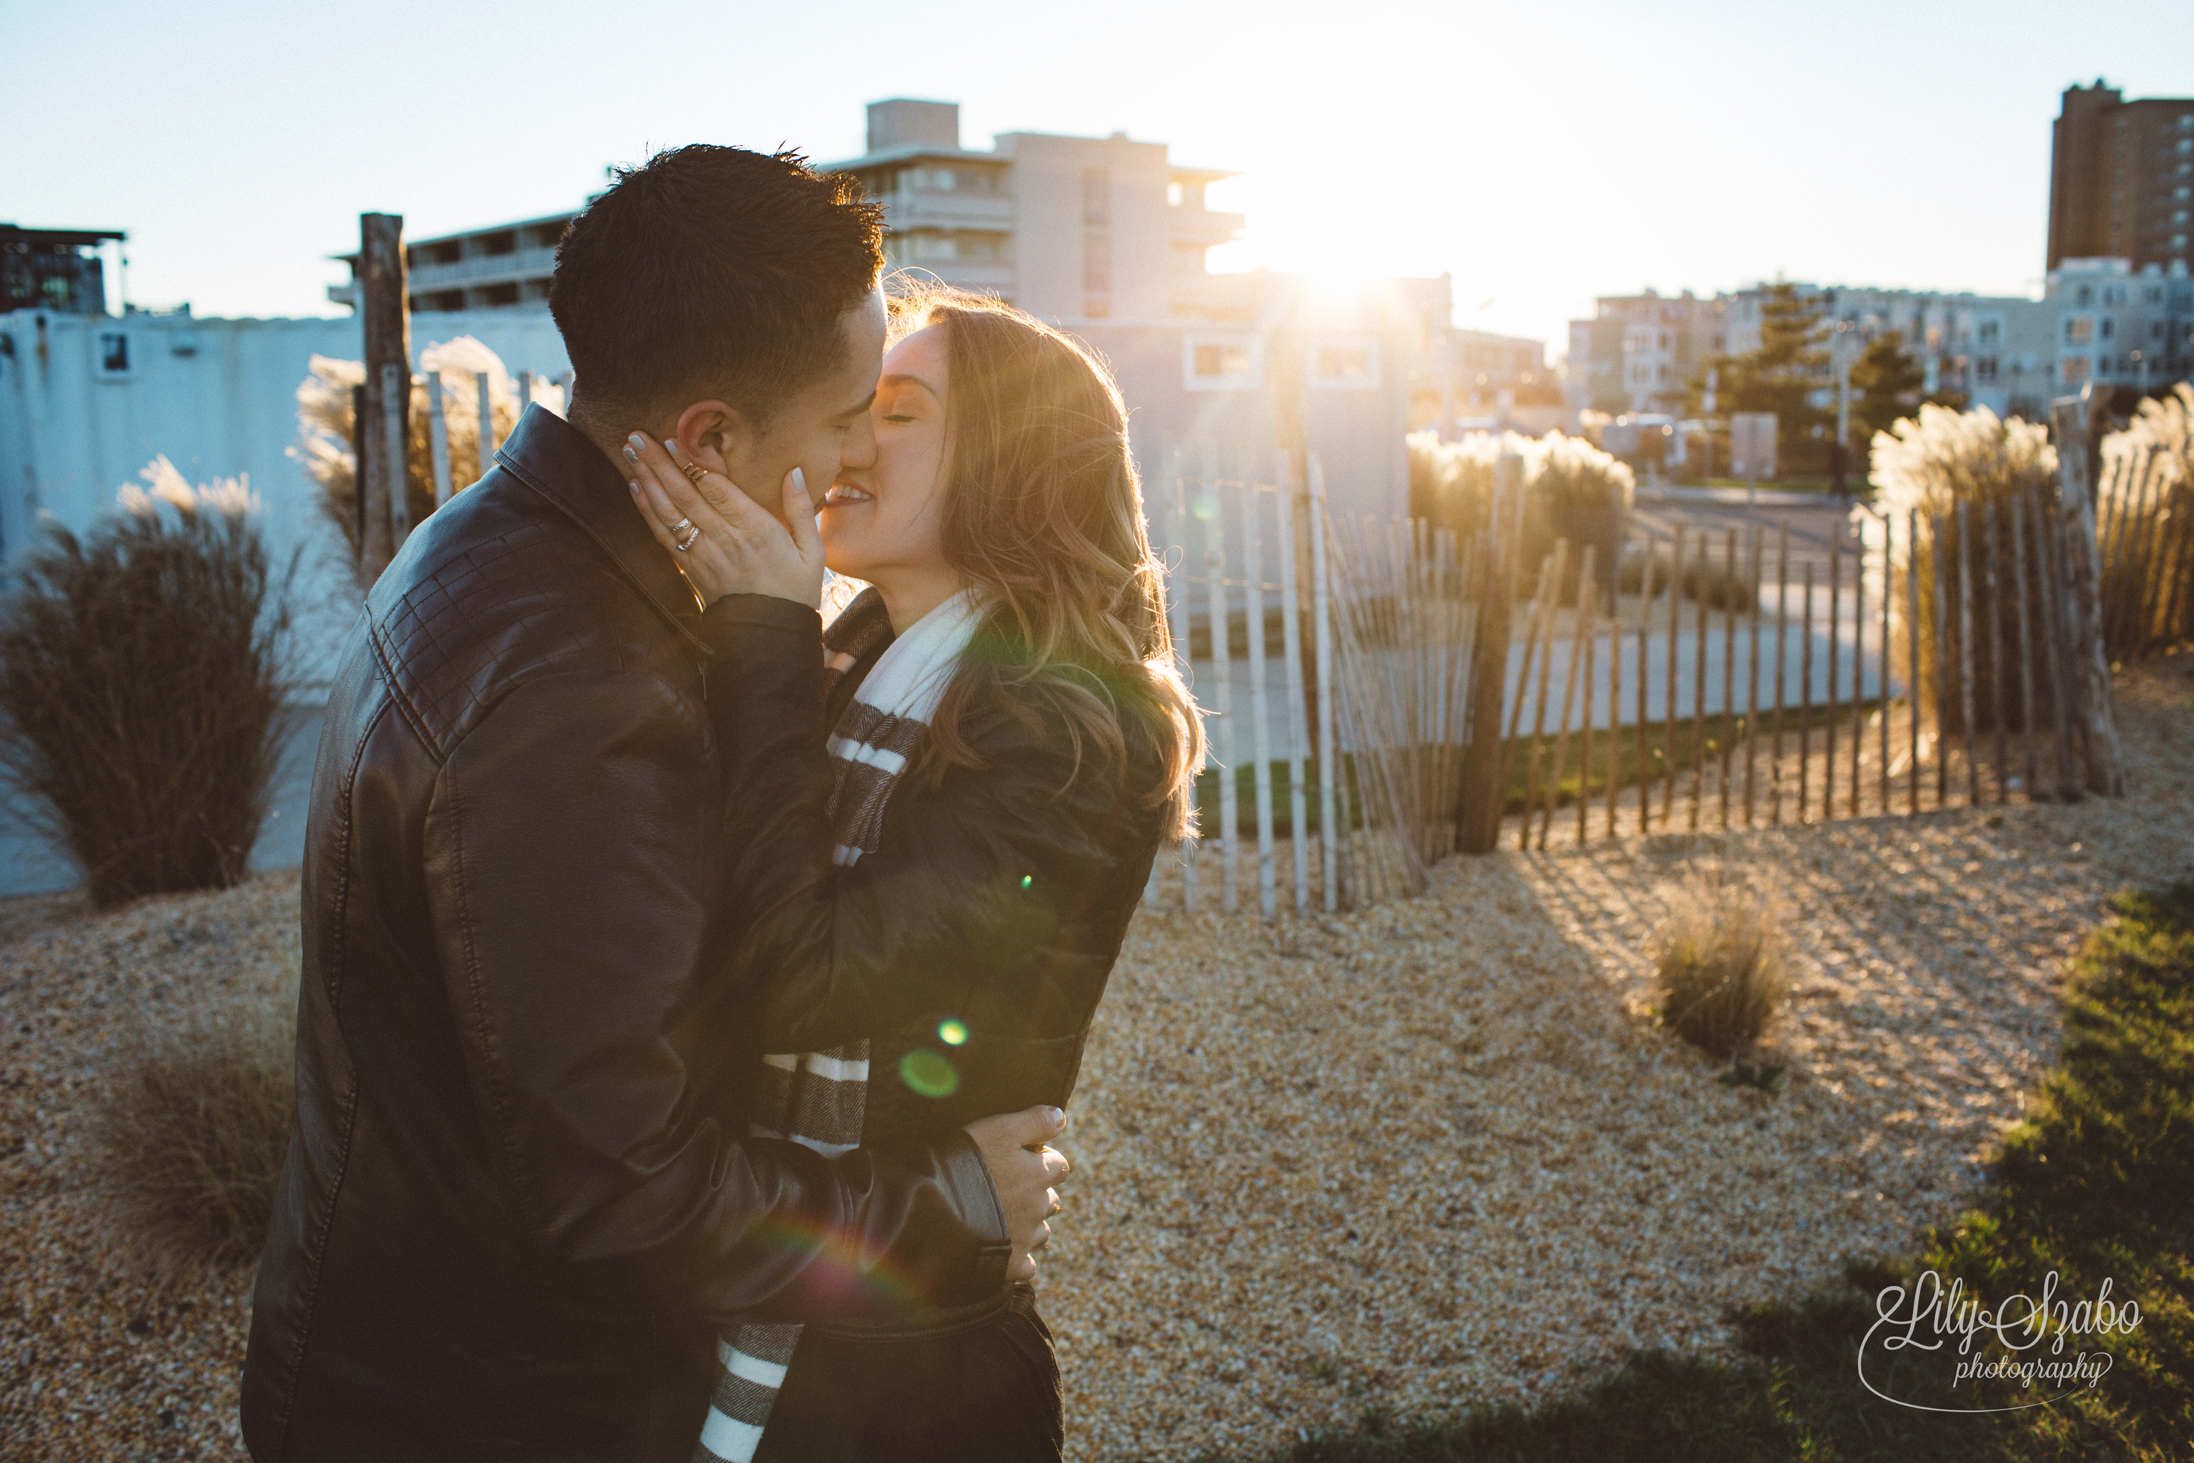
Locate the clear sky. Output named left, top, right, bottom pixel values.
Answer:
left=7, top=0, right=2190, bottom=357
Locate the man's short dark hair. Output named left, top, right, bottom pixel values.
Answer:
left=550, top=145, right=884, bottom=428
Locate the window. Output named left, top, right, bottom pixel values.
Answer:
left=1082, top=231, right=1111, bottom=295
left=2175, top=235, right=2191, bottom=251
left=1975, top=355, right=1999, bottom=383
left=2066, top=317, right=2094, bottom=344
left=1977, top=320, right=2000, bottom=345
left=1167, top=181, right=1185, bottom=208
left=2063, top=357, right=2089, bottom=386
left=2101, top=317, right=2116, bottom=339
left=1185, top=336, right=1260, bottom=390
left=2103, top=286, right=2126, bottom=305
left=95, top=330, right=131, bottom=378
left=2075, top=285, right=2094, bottom=306
left=480, top=230, right=516, bottom=257
left=1310, top=337, right=1381, bottom=390
left=1082, top=168, right=1110, bottom=226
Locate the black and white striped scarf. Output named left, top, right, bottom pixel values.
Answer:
left=695, top=586, right=986, bottom=1463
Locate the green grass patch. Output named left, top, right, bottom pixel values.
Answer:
left=1231, top=882, right=2194, bottom=1461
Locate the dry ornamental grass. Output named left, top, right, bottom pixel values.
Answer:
left=1649, top=865, right=1788, bottom=1061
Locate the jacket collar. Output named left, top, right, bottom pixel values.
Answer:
left=493, top=405, right=709, bottom=653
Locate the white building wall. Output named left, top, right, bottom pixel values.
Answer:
left=0, top=308, right=575, bottom=681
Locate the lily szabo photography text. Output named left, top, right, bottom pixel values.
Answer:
left=4, top=4, right=2194, bottom=1460
left=1860, top=1268, right=2142, bottom=1408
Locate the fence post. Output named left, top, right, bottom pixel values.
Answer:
left=357, top=212, right=408, bottom=581
left=1310, top=456, right=1341, bottom=907
left=1454, top=454, right=1518, bottom=853
left=381, top=363, right=410, bottom=550
left=425, top=370, right=454, bottom=508
left=1275, top=455, right=1312, bottom=913
left=1240, top=470, right=1277, bottom=920
left=477, top=371, right=499, bottom=459
left=2049, top=395, right=2126, bottom=797
left=1166, top=450, right=1199, bottom=913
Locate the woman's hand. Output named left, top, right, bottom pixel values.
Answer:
left=623, top=431, right=827, bottom=609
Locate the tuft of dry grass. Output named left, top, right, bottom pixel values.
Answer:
left=1649, top=863, right=1788, bottom=1061
left=0, top=460, right=294, bottom=907
left=91, top=981, right=295, bottom=1286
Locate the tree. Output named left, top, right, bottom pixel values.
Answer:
left=1849, top=330, right=1966, bottom=442
left=1685, top=283, right=1833, bottom=471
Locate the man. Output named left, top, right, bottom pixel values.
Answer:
left=243, top=145, right=1065, bottom=1462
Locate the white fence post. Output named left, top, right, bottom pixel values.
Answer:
left=1275, top=453, right=1312, bottom=914
left=1310, top=454, right=1340, bottom=913
left=1241, top=464, right=1277, bottom=920
left=476, top=371, right=498, bottom=457
left=425, top=371, right=454, bottom=507
left=1166, top=448, right=1199, bottom=915
left=1202, top=447, right=1238, bottom=914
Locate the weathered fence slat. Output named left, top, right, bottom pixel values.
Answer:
left=1878, top=513, right=1891, bottom=817
left=1719, top=529, right=1736, bottom=831
left=476, top=372, right=497, bottom=458
left=1274, top=461, right=1312, bottom=914
left=1521, top=541, right=1569, bottom=851
left=1543, top=545, right=1596, bottom=849
left=1309, top=457, right=1340, bottom=911
left=1165, top=454, right=1198, bottom=912
left=1825, top=534, right=1841, bottom=822
left=2051, top=397, right=2126, bottom=797
left=1906, top=510, right=1922, bottom=815
left=1849, top=521, right=1864, bottom=819
left=1798, top=562, right=1815, bottom=822
left=1773, top=525, right=1789, bottom=827
left=1985, top=500, right=2007, bottom=804
left=424, top=372, right=454, bottom=508
left=1930, top=513, right=1951, bottom=807
left=1634, top=531, right=1654, bottom=835
left=1689, top=528, right=1708, bottom=833
left=1502, top=547, right=1557, bottom=843
left=1744, top=526, right=1763, bottom=827
left=1665, top=525, right=1685, bottom=829
left=1956, top=500, right=1979, bottom=807
left=1241, top=476, right=1277, bottom=920
left=1579, top=563, right=1601, bottom=845
left=2011, top=494, right=2038, bottom=800
left=1201, top=454, right=1237, bottom=911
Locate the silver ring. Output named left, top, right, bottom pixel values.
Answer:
left=666, top=516, right=694, bottom=538
left=674, top=523, right=702, bottom=553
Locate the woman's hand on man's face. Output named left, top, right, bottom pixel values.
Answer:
left=624, top=432, right=827, bottom=610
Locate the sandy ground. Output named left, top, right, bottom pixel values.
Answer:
left=2, top=657, right=2188, bottom=1462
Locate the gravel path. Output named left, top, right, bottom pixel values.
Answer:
left=3, top=657, right=2188, bottom=1462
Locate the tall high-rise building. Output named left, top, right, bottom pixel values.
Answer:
left=2047, top=81, right=2194, bottom=275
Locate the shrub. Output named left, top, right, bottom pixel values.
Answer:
left=292, top=336, right=523, bottom=583
left=1869, top=404, right=2059, bottom=737
left=1650, top=864, right=1787, bottom=1062
left=2098, top=382, right=2194, bottom=658
left=0, top=459, right=294, bottom=908
left=1408, top=429, right=1634, bottom=602
left=1618, top=539, right=1755, bottom=609
left=93, top=975, right=296, bottom=1283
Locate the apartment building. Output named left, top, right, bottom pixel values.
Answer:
left=2049, top=81, right=2194, bottom=275
left=332, top=99, right=1250, bottom=321
left=1565, top=289, right=1728, bottom=416
left=2050, top=256, right=2194, bottom=402
left=825, top=98, right=1247, bottom=321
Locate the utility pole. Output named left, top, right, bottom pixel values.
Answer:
left=357, top=213, right=409, bottom=583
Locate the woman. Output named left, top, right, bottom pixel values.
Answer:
left=625, top=287, right=1202, bottom=1462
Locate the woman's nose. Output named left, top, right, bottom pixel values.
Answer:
left=839, top=410, right=878, bottom=473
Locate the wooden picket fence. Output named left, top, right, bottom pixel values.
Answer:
left=1145, top=401, right=2139, bottom=920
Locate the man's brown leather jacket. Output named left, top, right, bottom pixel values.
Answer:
left=240, top=408, right=1008, bottom=1462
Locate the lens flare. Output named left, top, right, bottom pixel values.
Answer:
left=937, top=1019, right=969, bottom=1046
left=899, top=1048, right=960, bottom=1098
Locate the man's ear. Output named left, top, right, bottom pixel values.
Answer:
left=669, top=400, right=759, bottom=486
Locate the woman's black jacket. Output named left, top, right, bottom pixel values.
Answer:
left=700, top=592, right=1167, bottom=1238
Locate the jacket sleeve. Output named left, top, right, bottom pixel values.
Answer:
left=699, top=594, right=1132, bottom=1055
left=421, top=657, right=1010, bottom=1327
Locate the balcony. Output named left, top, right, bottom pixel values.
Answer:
left=880, top=191, right=1015, bottom=232
left=1169, top=205, right=1245, bottom=248
left=408, top=246, right=559, bottom=292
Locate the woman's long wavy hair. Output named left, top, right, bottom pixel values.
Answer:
left=892, top=285, right=1202, bottom=841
